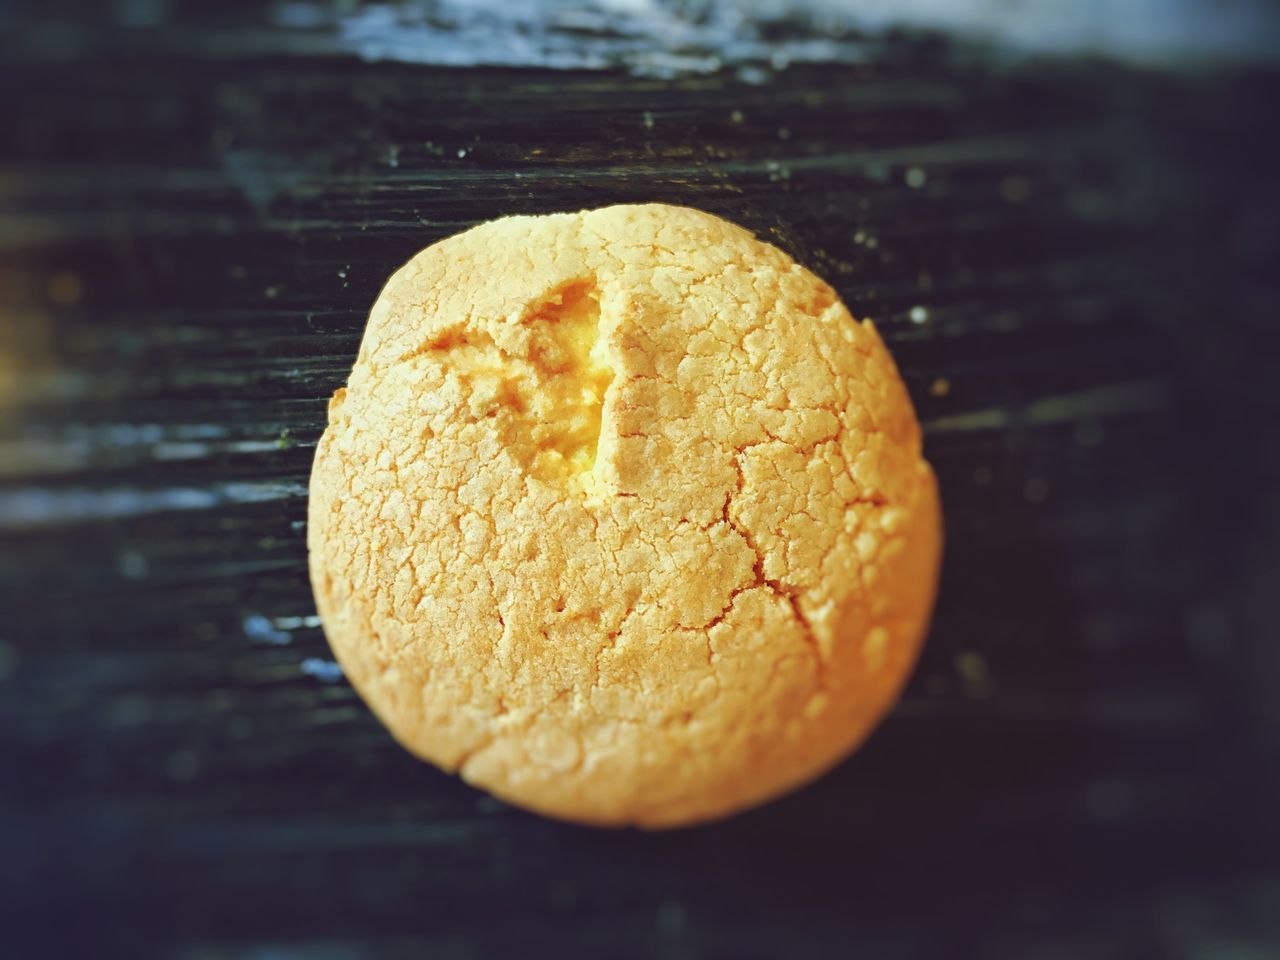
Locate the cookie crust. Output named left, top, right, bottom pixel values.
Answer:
left=308, top=204, right=942, bottom=827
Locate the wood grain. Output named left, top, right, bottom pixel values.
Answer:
left=0, top=26, right=1278, bottom=959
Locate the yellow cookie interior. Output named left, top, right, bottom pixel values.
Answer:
left=430, top=280, right=614, bottom=489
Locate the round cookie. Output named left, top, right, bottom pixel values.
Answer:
left=308, top=203, right=942, bottom=827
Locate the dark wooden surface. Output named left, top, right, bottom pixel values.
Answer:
left=2, top=10, right=1279, bottom=959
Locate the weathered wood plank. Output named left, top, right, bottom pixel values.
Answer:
left=0, top=28, right=1277, bottom=959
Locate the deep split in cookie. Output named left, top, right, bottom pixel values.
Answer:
left=425, top=278, right=616, bottom=491
left=519, top=279, right=615, bottom=485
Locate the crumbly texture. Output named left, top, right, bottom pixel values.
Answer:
left=308, top=204, right=942, bottom=828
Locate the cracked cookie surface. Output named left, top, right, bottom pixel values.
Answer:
left=308, top=203, right=942, bottom=827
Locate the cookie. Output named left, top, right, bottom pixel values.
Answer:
left=308, top=203, right=942, bottom=827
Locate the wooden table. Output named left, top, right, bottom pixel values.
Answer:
left=2, top=8, right=1278, bottom=958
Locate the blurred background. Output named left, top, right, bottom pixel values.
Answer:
left=2, top=2, right=1279, bottom=958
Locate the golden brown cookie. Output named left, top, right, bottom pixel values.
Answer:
left=308, top=203, right=942, bottom=827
